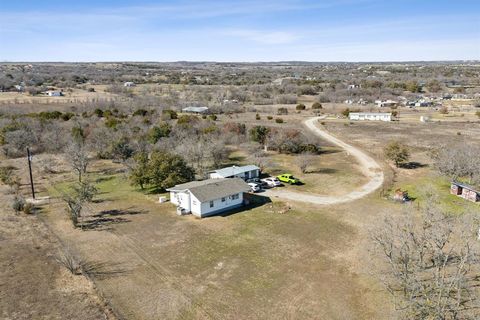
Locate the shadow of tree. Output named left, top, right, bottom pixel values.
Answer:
left=306, top=168, right=338, bottom=174
left=80, top=208, right=145, bottom=230
left=318, top=148, right=343, bottom=155
left=81, top=261, right=130, bottom=280
left=400, top=162, right=428, bottom=169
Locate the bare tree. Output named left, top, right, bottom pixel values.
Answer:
left=372, top=195, right=480, bottom=319
left=298, top=153, right=314, bottom=173
left=61, top=181, right=97, bottom=228
left=65, top=140, right=89, bottom=182
left=433, top=143, right=480, bottom=185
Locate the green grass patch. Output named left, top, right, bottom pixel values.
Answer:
left=398, top=175, right=479, bottom=215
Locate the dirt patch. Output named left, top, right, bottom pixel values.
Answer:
left=0, top=186, right=113, bottom=320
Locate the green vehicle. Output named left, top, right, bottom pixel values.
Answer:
left=277, top=173, right=301, bottom=185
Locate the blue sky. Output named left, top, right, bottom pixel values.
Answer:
left=1, top=0, right=479, bottom=61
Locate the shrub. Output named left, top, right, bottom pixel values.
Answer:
left=267, top=116, right=273, bottom=120
left=439, top=106, right=449, bottom=114
left=311, top=102, right=323, bottom=109
left=384, top=141, right=410, bottom=167
left=300, top=144, right=320, bottom=154
left=223, top=122, right=246, bottom=135
left=55, top=251, right=83, bottom=275
left=23, top=202, right=34, bottom=214
left=103, top=110, right=113, bottom=118
left=94, top=108, right=104, bottom=117
left=38, top=111, right=62, bottom=120
left=161, top=109, right=178, bottom=120
left=341, top=108, right=351, bottom=117
left=275, top=118, right=284, bottom=124
left=316, top=95, right=330, bottom=103
left=12, top=196, right=25, bottom=213
left=133, top=109, right=149, bottom=117
left=277, top=107, right=288, bottom=115
left=296, top=104, right=306, bottom=111
left=475, top=111, right=480, bottom=118
left=150, top=122, right=171, bottom=144
left=105, top=117, right=119, bottom=129
left=249, top=126, right=270, bottom=144
left=0, top=166, right=14, bottom=184
left=87, top=87, right=95, bottom=92
left=177, top=114, right=198, bottom=125
left=256, top=113, right=261, bottom=120
left=61, top=112, right=74, bottom=121
left=208, top=114, right=217, bottom=121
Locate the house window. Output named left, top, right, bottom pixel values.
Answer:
left=231, top=193, right=239, bottom=200
left=221, top=197, right=225, bottom=202
left=210, top=200, right=214, bottom=208
left=193, top=200, right=197, bottom=206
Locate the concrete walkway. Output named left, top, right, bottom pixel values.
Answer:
left=264, top=117, right=384, bottom=205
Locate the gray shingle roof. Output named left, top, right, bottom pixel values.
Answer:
left=167, top=178, right=250, bottom=202
left=210, top=165, right=260, bottom=178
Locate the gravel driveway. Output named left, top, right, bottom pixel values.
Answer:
left=264, top=117, right=384, bottom=205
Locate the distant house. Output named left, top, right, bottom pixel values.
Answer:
left=223, top=99, right=238, bottom=104
left=349, top=112, right=393, bottom=122
left=45, top=91, right=63, bottom=97
left=167, top=178, right=251, bottom=218
left=209, top=165, right=260, bottom=180
left=14, top=85, right=24, bottom=92
left=347, top=84, right=359, bottom=90
left=182, top=106, right=209, bottom=114
left=124, top=82, right=136, bottom=87
left=450, top=182, right=480, bottom=203
left=375, top=100, right=398, bottom=108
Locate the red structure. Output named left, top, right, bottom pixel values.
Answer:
left=450, top=182, right=480, bottom=203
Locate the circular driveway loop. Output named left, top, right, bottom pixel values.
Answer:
left=264, top=117, right=384, bottom=205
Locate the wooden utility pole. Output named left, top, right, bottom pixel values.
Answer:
left=27, top=147, right=35, bottom=199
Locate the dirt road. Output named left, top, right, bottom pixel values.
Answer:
left=265, top=117, right=384, bottom=205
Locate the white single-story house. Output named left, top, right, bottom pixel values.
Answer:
left=167, top=178, right=251, bottom=218
left=349, top=112, right=393, bottom=122
left=45, top=91, right=63, bottom=97
left=124, top=82, right=136, bottom=87
left=375, top=100, right=398, bottom=108
left=209, top=165, right=260, bottom=180
left=182, top=106, right=209, bottom=114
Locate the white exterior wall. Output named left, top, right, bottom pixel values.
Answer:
left=209, top=170, right=259, bottom=180
left=170, top=191, right=191, bottom=212
left=192, top=193, right=244, bottom=218
left=349, top=113, right=391, bottom=122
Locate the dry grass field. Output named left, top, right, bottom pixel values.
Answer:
left=0, top=183, right=113, bottom=320
left=2, top=104, right=479, bottom=319
left=1, top=137, right=395, bottom=319
left=37, top=166, right=393, bottom=319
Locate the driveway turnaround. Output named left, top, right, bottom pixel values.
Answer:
left=265, top=117, right=384, bottom=205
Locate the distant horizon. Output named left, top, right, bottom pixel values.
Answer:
left=1, top=59, right=479, bottom=64
left=1, top=0, right=479, bottom=61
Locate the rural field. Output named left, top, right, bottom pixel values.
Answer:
left=1, top=60, right=480, bottom=320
